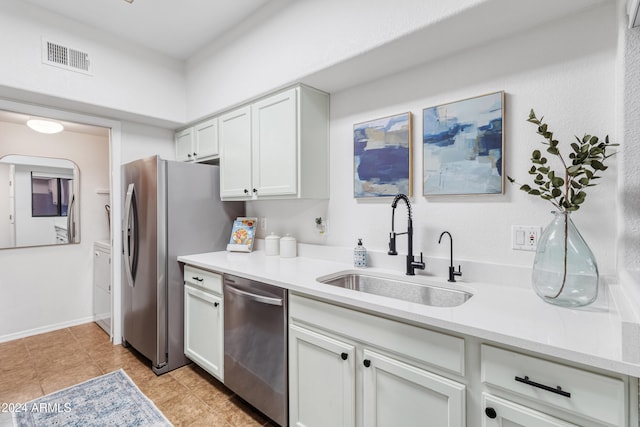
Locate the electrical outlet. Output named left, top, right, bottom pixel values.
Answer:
left=512, top=225, right=542, bottom=251
left=259, top=217, right=267, bottom=231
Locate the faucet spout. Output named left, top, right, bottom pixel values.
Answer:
left=388, top=194, right=425, bottom=275
left=438, top=231, right=462, bottom=282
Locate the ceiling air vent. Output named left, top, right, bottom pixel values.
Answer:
left=42, top=38, right=91, bottom=75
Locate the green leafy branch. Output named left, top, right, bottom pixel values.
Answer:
left=507, top=109, right=617, bottom=211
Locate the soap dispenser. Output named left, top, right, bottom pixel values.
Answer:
left=354, top=238, right=367, bottom=268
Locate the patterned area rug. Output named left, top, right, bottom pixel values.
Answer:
left=13, top=369, right=172, bottom=427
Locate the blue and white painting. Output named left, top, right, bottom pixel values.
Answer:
left=354, top=112, right=411, bottom=198
left=423, top=92, right=504, bottom=195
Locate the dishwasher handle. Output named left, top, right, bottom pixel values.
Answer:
left=225, top=284, right=283, bottom=306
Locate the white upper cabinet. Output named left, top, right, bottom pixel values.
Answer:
left=219, top=105, right=253, bottom=199
left=175, top=117, right=219, bottom=162
left=194, top=118, right=219, bottom=159
left=251, top=88, right=298, bottom=197
left=175, top=127, right=195, bottom=162
left=219, top=84, right=329, bottom=200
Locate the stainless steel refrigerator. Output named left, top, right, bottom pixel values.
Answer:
left=122, top=155, right=244, bottom=375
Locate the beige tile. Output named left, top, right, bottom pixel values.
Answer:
left=0, top=339, right=28, bottom=364
left=22, top=329, right=74, bottom=352
left=68, top=322, right=105, bottom=339
left=0, top=360, right=42, bottom=403
left=0, top=378, right=43, bottom=403
left=27, top=341, right=85, bottom=366
left=171, top=364, right=218, bottom=390
left=92, top=346, right=142, bottom=373
left=186, top=409, right=232, bottom=427
left=0, top=365, right=39, bottom=387
left=0, top=323, right=264, bottom=426
left=219, top=396, right=269, bottom=427
left=0, top=350, right=33, bottom=376
left=190, top=380, right=233, bottom=410
left=33, top=351, right=94, bottom=378
left=121, top=363, right=158, bottom=385
left=70, top=324, right=111, bottom=349
left=156, top=392, right=211, bottom=427
left=39, top=363, right=103, bottom=395
left=138, top=375, right=189, bottom=405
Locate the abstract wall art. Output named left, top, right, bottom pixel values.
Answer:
left=354, top=112, right=412, bottom=198
left=422, top=91, right=504, bottom=196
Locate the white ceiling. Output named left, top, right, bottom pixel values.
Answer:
left=21, top=0, right=271, bottom=60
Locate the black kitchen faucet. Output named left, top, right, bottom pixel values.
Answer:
left=388, top=194, right=425, bottom=275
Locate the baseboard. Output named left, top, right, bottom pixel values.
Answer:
left=0, top=316, right=96, bottom=343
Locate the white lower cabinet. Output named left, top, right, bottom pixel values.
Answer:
left=481, top=394, right=578, bottom=427
left=289, top=324, right=356, bottom=427
left=289, top=294, right=466, bottom=427
left=363, top=349, right=465, bottom=427
left=92, top=241, right=111, bottom=335
left=184, top=266, right=224, bottom=381
left=481, top=344, right=627, bottom=427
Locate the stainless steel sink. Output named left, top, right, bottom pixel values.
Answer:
left=316, top=271, right=472, bottom=308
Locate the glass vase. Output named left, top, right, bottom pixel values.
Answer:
left=532, top=211, right=598, bottom=307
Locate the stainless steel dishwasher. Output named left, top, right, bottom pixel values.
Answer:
left=223, top=274, right=288, bottom=426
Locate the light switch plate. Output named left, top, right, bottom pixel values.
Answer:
left=512, top=225, right=542, bottom=251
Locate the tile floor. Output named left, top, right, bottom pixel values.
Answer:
left=0, top=322, right=274, bottom=426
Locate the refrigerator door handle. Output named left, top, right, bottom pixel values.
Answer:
left=123, top=183, right=139, bottom=287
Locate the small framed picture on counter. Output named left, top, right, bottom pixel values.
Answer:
left=227, top=217, right=257, bottom=252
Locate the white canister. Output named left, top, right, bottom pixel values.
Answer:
left=265, top=233, right=280, bottom=256
left=280, top=234, right=297, bottom=258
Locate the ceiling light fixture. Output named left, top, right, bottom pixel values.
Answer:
left=124, top=0, right=134, bottom=3
left=26, top=119, right=64, bottom=134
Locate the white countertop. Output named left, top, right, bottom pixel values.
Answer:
left=178, top=249, right=640, bottom=378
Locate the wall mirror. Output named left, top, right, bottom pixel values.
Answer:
left=0, top=154, right=80, bottom=249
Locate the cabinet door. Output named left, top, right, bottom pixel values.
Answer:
left=289, top=324, right=356, bottom=427
left=175, top=127, right=195, bottom=162
left=93, top=248, right=111, bottom=334
left=362, top=349, right=465, bottom=427
left=251, top=87, right=297, bottom=197
left=195, top=118, right=219, bottom=159
left=482, top=394, right=579, bottom=427
left=184, top=285, right=224, bottom=381
left=219, top=106, right=253, bottom=199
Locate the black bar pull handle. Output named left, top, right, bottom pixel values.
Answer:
left=515, top=375, right=571, bottom=398
left=192, top=276, right=204, bottom=282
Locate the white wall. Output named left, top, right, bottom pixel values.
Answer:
left=120, top=121, right=176, bottom=164
left=248, top=3, right=620, bottom=276
left=0, top=0, right=186, bottom=125
left=0, top=110, right=174, bottom=341
left=0, top=121, right=110, bottom=339
left=186, top=0, right=488, bottom=120
left=185, top=0, right=607, bottom=122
